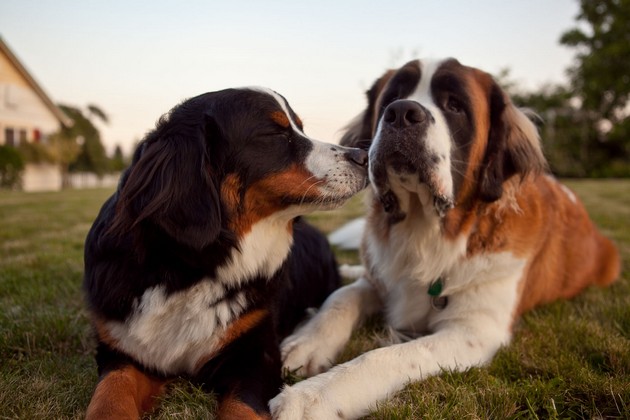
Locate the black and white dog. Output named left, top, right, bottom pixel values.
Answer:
left=83, top=87, right=368, bottom=419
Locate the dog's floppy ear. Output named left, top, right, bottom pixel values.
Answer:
left=479, top=83, right=548, bottom=202
left=340, top=70, right=394, bottom=149
left=111, top=114, right=222, bottom=250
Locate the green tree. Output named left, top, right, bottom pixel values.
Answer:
left=559, top=0, right=630, bottom=175
left=110, top=144, right=127, bottom=172
left=60, top=104, right=109, bottom=177
left=511, top=86, right=595, bottom=177
left=47, top=131, right=81, bottom=188
left=0, top=145, right=25, bottom=189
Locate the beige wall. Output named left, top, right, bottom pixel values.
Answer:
left=22, top=163, right=62, bottom=192
left=0, top=49, right=61, bottom=145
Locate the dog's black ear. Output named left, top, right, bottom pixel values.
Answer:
left=340, top=70, right=394, bottom=149
left=111, top=114, right=222, bottom=250
left=479, top=83, right=548, bottom=202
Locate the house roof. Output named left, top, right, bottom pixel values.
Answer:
left=0, top=36, right=73, bottom=127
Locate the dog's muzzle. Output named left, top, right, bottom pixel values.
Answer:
left=370, top=100, right=454, bottom=219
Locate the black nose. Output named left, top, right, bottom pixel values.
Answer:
left=383, top=100, right=426, bottom=128
left=344, top=148, right=369, bottom=167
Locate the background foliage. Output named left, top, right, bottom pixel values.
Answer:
left=508, top=0, right=630, bottom=177
left=0, top=146, right=24, bottom=189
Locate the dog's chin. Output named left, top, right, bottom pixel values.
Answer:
left=432, top=194, right=454, bottom=218
left=398, top=178, right=454, bottom=219
left=292, top=182, right=368, bottom=212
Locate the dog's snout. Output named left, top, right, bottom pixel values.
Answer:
left=384, top=100, right=426, bottom=128
left=344, top=148, right=369, bottom=167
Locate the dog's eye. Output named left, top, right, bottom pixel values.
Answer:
left=446, top=96, right=464, bottom=114
left=261, top=131, right=289, bottom=140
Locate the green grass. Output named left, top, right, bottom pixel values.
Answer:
left=0, top=180, right=628, bottom=419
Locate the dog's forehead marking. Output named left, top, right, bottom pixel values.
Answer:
left=247, top=86, right=305, bottom=135
left=411, top=58, right=447, bottom=103
left=267, top=89, right=305, bottom=134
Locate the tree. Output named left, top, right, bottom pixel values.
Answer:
left=110, top=144, right=127, bottom=172
left=87, top=104, right=109, bottom=124
left=559, top=0, right=630, bottom=175
left=60, top=104, right=109, bottom=177
left=0, top=145, right=24, bottom=189
left=47, top=131, right=81, bottom=188
left=511, top=85, right=595, bottom=177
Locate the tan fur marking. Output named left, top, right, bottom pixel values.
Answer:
left=218, top=395, right=271, bottom=420
left=221, top=174, right=242, bottom=216
left=457, top=68, right=493, bottom=205
left=219, top=309, right=268, bottom=352
left=194, top=309, right=269, bottom=372
left=511, top=176, right=620, bottom=316
left=227, top=165, right=318, bottom=235
left=270, top=111, right=290, bottom=129
left=85, top=365, right=167, bottom=420
left=453, top=174, right=619, bottom=320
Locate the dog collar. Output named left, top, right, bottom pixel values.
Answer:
left=428, top=278, right=448, bottom=310
left=428, top=278, right=443, bottom=296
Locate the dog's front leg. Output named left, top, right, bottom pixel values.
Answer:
left=85, top=364, right=168, bottom=420
left=280, top=277, right=382, bottom=377
left=270, top=323, right=508, bottom=420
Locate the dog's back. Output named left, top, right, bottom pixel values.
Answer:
left=512, top=175, right=620, bottom=315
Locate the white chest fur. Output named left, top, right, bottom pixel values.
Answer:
left=106, top=216, right=294, bottom=375
left=366, top=216, right=525, bottom=339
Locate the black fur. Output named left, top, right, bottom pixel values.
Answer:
left=83, top=88, right=347, bottom=418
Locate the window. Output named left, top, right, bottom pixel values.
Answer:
left=4, top=128, right=15, bottom=146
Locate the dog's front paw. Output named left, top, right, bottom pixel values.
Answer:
left=269, top=382, right=337, bottom=420
left=281, top=331, right=337, bottom=377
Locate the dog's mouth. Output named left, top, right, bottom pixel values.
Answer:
left=283, top=168, right=369, bottom=211
left=370, top=148, right=454, bottom=220
left=293, top=142, right=369, bottom=210
left=314, top=172, right=369, bottom=208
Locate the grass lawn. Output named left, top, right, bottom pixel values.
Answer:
left=0, top=180, right=628, bottom=419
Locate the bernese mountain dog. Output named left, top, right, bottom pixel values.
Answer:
left=83, top=87, right=368, bottom=419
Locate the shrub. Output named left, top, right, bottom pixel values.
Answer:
left=0, top=145, right=25, bottom=189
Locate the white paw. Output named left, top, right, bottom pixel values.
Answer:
left=281, top=330, right=338, bottom=376
left=269, top=381, right=338, bottom=420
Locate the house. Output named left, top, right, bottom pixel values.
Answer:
left=0, top=35, right=72, bottom=191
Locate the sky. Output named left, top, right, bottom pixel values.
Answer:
left=1, top=0, right=580, bottom=155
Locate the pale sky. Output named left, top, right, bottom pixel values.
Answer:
left=1, top=0, right=580, bottom=155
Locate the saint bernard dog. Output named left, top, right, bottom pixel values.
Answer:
left=82, top=87, right=368, bottom=419
left=269, top=58, right=621, bottom=419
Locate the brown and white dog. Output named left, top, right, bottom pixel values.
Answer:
left=269, top=58, right=621, bottom=419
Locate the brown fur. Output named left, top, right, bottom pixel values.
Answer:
left=358, top=59, right=619, bottom=320
left=220, top=165, right=319, bottom=236
left=270, top=111, right=291, bottom=128
left=85, top=365, right=168, bottom=420
left=219, top=395, right=272, bottom=420
left=193, top=309, right=270, bottom=372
